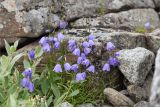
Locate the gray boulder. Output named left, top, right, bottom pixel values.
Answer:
left=104, top=88, right=135, bottom=107
left=72, top=9, right=159, bottom=30
left=61, top=102, right=73, bottom=107
left=117, top=47, right=155, bottom=85
left=127, top=85, right=147, bottom=102
left=134, top=101, right=150, bottom=107
left=150, top=48, right=160, bottom=107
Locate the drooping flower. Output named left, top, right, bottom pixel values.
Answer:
left=88, top=40, right=95, bottom=47
left=39, top=37, right=48, bottom=45
left=114, top=51, right=120, bottom=57
left=22, top=68, right=32, bottom=79
left=21, top=78, right=30, bottom=88
left=77, top=57, right=83, bottom=64
left=73, top=48, right=81, bottom=56
left=57, top=33, right=64, bottom=41
left=109, top=57, right=119, bottom=67
left=59, top=20, right=68, bottom=29
left=53, top=64, right=62, bottom=72
left=28, top=50, right=35, bottom=60
left=81, top=53, right=86, bottom=60
left=68, top=40, right=76, bottom=47
left=144, top=22, right=151, bottom=30
left=82, top=59, right=90, bottom=67
left=42, top=43, right=52, bottom=52
left=87, top=65, right=95, bottom=73
left=84, top=48, right=91, bottom=55
left=76, top=72, right=86, bottom=81
left=102, top=63, right=110, bottom=72
left=64, top=63, right=71, bottom=71
left=68, top=40, right=77, bottom=51
left=49, top=37, right=57, bottom=44
left=28, top=82, right=34, bottom=93
left=21, top=78, right=34, bottom=93
left=106, top=42, right=115, bottom=51
left=71, top=64, right=78, bottom=72
left=54, top=41, right=61, bottom=50
left=82, top=41, right=89, bottom=48
left=88, top=34, right=95, bottom=40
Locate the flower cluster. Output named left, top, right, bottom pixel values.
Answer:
left=52, top=34, right=120, bottom=82
left=39, top=33, right=65, bottom=53
left=21, top=68, right=34, bottom=92
left=102, top=42, right=120, bottom=72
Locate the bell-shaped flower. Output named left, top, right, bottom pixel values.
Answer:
left=53, top=64, right=62, bottom=72
left=28, top=50, right=35, bottom=60
left=57, top=33, right=64, bottom=41
left=64, top=63, right=71, bottom=71
left=73, top=48, right=81, bottom=56
left=82, top=59, right=90, bottom=67
left=76, top=72, right=86, bottom=81
left=106, top=42, right=115, bottom=51
left=87, top=65, right=95, bottom=73
left=71, top=64, right=78, bottom=72
left=103, top=63, right=110, bottom=72
left=109, top=57, right=119, bottom=67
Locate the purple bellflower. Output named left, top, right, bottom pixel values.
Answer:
left=42, top=43, right=52, bottom=52
left=87, top=65, right=95, bottom=73
left=103, top=63, right=110, bottom=72
left=84, top=48, right=91, bottom=55
left=54, top=41, right=61, bottom=50
left=88, top=34, right=95, bottom=40
left=64, top=63, right=71, bottom=71
left=57, top=33, right=64, bottom=41
left=106, top=42, right=115, bottom=51
left=76, top=72, right=86, bottom=81
left=22, top=68, right=32, bottom=79
left=82, top=59, right=90, bottom=67
left=53, top=64, right=62, bottom=72
left=109, top=57, right=119, bottom=67
left=71, top=64, right=78, bottom=72
left=82, top=41, right=89, bottom=48
left=73, top=48, right=81, bottom=56
left=144, top=22, right=151, bottom=30
left=28, top=50, right=35, bottom=60
left=59, top=20, right=68, bottom=29
left=21, top=78, right=34, bottom=92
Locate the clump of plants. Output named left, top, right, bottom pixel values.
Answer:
left=0, top=20, right=120, bottom=107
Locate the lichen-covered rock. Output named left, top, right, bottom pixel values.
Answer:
left=61, top=102, right=73, bottom=107
left=117, top=47, right=155, bottom=85
left=134, top=101, right=150, bottom=107
left=64, top=28, right=146, bottom=49
left=150, top=48, right=160, bottom=106
left=79, top=103, right=94, bottom=107
left=72, top=9, right=159, bottom=30
left=104, top=88, right=135, bottom=107
left=146, top=29, right=160, bottom=53
left=54, top=0, right=155, bottom=20
left=127, top=85, right=147, bottom=102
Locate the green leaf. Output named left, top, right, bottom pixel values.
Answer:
left=14, top=40, right=19, bottom=49
left=4, top=39, right=10, bottom=55
left=47, top=95, right=53, bottom=106
left=10, top=46, right=16, bottom=53
left=68, top=89, right=79, bottom=97
left=54, top=92, right=68, bottom=107
left=35, top=46, right=43, bottom=58
left=51, top=83, right=60, bottom=98
left=23, top=59, right=31, bottom=69
left=41, top=79, right=50, bottom=95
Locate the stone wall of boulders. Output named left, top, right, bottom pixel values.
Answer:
left=1, top=0, right=160, bottom=107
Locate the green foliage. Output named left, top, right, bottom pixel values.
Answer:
left=134, top=26, right=147, bottom=33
